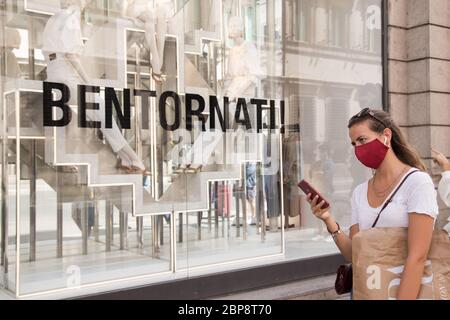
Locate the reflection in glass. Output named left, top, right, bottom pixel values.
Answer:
left=0, top=0, right=382, bottom=297
left=282, top=0, right=382, bottom=257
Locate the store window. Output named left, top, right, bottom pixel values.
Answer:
left=283, top=0, right=383, bottom=259
left=0, top=0, right=382, bottom=298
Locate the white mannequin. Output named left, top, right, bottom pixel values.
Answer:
left=43, top=0, right=148, bottom=174
left=126, top=0, right=173, bottom=83
left=224, top=17, right=263, bottom=226
left=222, top=15, right=263, bottom=154
left=224, top=16, right=262, bottom=101
left=223, top=16, right=262, bottom=133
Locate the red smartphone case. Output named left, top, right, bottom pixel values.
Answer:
left=297, top=179, right=330, bottom=209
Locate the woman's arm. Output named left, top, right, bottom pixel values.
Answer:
left=396, top=213, right=434, bottom=300
left=308, top=194, right=357, bottom=262
left=324, top=216, right=358, bottom=262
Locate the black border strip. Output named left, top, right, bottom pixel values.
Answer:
left=75, top=254, right=345, bottom=300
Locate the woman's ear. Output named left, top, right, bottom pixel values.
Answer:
left=383, top=128, right=392, bottom=146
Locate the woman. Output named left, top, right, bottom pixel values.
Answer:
left=307, top=108, right=439, bottom=300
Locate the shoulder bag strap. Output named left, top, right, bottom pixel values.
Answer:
left=371, top=169, right=419, bottom=228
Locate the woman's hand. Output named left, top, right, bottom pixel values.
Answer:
left=431, top=147, right=450, bottom=171
left=306, top=193, right=332, bottom=222
left=306, top=193, right=354, bottom=262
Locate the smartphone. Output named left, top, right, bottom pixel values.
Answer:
left=297, top=179, right=330, bottom=210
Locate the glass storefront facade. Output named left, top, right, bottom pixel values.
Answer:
left=0, top=0, right=382, bottom=298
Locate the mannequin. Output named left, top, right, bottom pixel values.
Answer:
left=223, top=16, right=262, bottom=144
left=126, top=0, right=172, bottom=84
left=224, top=17, right=262, bottom=226
left=42, top=0, right=148, bottom=174
left=224, top=16, right=262, bottom=103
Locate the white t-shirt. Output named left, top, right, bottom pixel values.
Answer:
left=438, top=171, right=450, bottom=235
left=42, top=6, right=84, bottom=57
left=351, top=167, right=439, bottom=230
left=438, top=171, right=450, bottom=207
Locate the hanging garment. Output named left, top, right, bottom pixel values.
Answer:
left=217, top=183, right=232, bottom=218
left=262, top=132, right=281, bottom=219
left=264, top=173, right=281, bottom=219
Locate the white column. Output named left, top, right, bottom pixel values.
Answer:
left=315, top=0, right=328, bottom=45
left=349, top=7, right=363, bottom=49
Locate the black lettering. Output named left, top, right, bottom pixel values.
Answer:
left=186, top=93, right=206, bottom=131
left=280, top=100, right=285, bottom=133
left=43, top=81, right=72, bottom=127
left=159, top=91, right=180, bottom=131
left=105, top=87, right=131, bottom=129
left=78, top=85, right=101, bottom=128
left=209, top=96, right=229, bottom=132
left=270, top=100, right=276, bottom=130
left=251, top=98, right=267, bottom=133
left=234, top=98, right=251, bottom=130
left=134, top=89, right=156, bottom=130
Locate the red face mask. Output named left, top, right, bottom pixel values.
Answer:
left=354, top=137, right=389, bottom=169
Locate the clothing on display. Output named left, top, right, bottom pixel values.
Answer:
left=217, top=183, right=232, bottom=218
left=245, top=163, right=256, bottom=200
left=42, top=5, right=145, bottom=171
left=224, top=16, right=263, bottom=132
left=264, top=173, right=281, bottom=219
left=224, top=16, right=264, bottom=221
left=224, top=40, right=263, bottom=99
left=42, top=6, right=84, bottom=56
left=126, top=0, right=172, bottom=82
left=263, top=133, right=281, bottom=219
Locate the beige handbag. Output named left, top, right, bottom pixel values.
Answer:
left=352, top=227, right=450, bottom=300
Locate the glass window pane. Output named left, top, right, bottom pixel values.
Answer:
left=0, top=0, right=382, bottom=297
